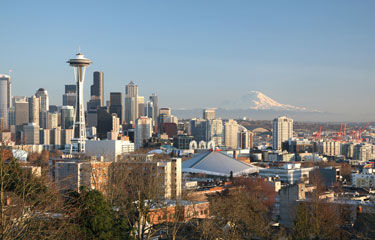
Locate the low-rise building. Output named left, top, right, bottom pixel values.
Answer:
left=85, top=139, right=134, bottom=161
left=259, top=163, right=315, bottom=184
left=352, top=168, right=375, bottom=188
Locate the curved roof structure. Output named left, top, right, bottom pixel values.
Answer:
left=182, top=151, right=259, bottom=177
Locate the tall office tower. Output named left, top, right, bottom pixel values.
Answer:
left=61, top=106, right=74, bottom=129
left=97, top=107, right=120, bottom=139
left=272, top=116, right=293, bottom=151
left=224, top=119, right=239, bottom=149
left=39, top=111, right=48, bottom=129
left=190, top=118, right=209, bottom=142
left=15, top=99, right=29, bottom=126
left=97, top=107, right=112, bottom=139
left=0, top=74, right=11, bottom=129
left=23, top=123, right=39, bottom=145
left=35, top=88, right=49, bottom=112
left=109, top=92, right=123, bottom=123
left=47, top=112, right=58, bottom=129
left=137, top=96, right=145, bottom=117
left=67, top=51, right=92, bottom=153
left=209, top=119, right=223, bottom=147
left=91, top=71, right=104, bottom=106
left=87, top=72, right=104, bottom=113
left=145, top=101, right=154, bottom=121
left=135, top=117, right=152, bottom=149
left=63, top=84, right=77, bottom=107
left=28, top=95, right=40, bottom=125
left=203, top=108, right=216, bottom=121
left=124, top=81, right=138, bottom=124
left=149, top=94, right=159, bottom=125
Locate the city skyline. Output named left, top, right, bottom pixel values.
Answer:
left=1, top=1, right=375, bottom=120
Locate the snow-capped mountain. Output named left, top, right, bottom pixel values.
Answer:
left=248, top=91, right=309, bottom=111
left=222, top=91, right=318, bottom=112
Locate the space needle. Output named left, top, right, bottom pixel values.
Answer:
left=67, top=49, right=92, bottom=153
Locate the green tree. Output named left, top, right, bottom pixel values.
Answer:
left=67, top=188, right=133, bottom=240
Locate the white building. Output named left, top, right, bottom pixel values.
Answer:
left=86, top=139, right=134, bottom=161
left=135, top=117, right=152, bottom=149
left=320, top=141, right=341, bottom=156
left=352, top=168, right=375, bottom=188
left=224, top=119, right=239, bottom=149
left=272, top=116, right=293, bottom=150
left=28, top=95, right=40, bottom=125
left=259, top=163, right=314, bottom=184
left=35, top=88, right=49, bottom=112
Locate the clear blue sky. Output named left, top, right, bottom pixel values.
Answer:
left=1, top=0, right=374, bottom=120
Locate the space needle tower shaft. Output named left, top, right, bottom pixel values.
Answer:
left=67, top=50, right=92, bottom=153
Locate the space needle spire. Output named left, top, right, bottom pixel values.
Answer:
left=67, top=50, right=92, bottom=153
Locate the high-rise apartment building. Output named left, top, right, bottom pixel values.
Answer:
left=209, top=119, right=223, bottom=147
left=135, top=117, right=152, bottom=149
left=28, top=95, right=40, bottom=125
left=109, top=92, right=123, bottom=123
left=0, top=74, right=11, bottom=129
left=203, top=108, right=216, bottom=121
left=124, top=81, right=138, bottom=124
left=272, top=116, right=293, bottom=150
left=224, top=119, right=239, bottom=149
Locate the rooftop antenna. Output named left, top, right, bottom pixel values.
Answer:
left=78, top=45, right=81, bottom=54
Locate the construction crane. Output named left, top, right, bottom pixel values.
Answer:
left=359, top=122, right=370, bottom=141
left=313, top=126, right=322, bottom=140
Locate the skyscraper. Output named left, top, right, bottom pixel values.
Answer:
left=63, top=84, right=76, bottom=107
left=109, top=92, right=123, bottom=123
left=14, top=99, right=29, bottom=126
left=61, top=106, right=74, bottom=129
left=135, top=116, right=152, bottom=149
left=35, top=88, right=49, bottom=129
left=91, top=71, right=104, bottom=106
left=67, top=51, right=92, bottom=153
left=0, top=74, right=11, bottom=129
left=145, top=101, right=154, bottom=122
left=224, top=119, right=239, bottom=149
left=28, top=95, right=40, bottom=125
left=137, top=96, right=145, bottom=117
left=35, top=88, right=49, bottom=112
left=23, top=123, right=39, bottom=145
left=124, top=81, right=138, bottom=124
left=149, top=94, right=159, bottom=125
left=272, top=116, right=293, bottom=150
